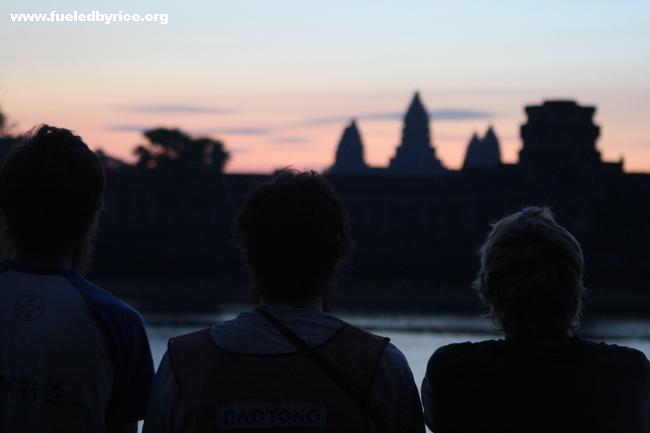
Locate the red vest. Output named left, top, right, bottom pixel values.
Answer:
left=168, top=324, right=389, bottom=433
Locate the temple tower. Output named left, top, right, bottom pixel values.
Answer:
left=463, top=126, right=502, bottom=169
left=388, top=92, right=445, bottom=175
left=519, top=100, right=619, bottom=174
left=328, top=119, right=369, bottom=175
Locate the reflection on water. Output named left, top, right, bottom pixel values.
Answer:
left=144, top=306, right=650, bottom=392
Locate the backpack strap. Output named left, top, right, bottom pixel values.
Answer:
left=255, top=306, right=389, bottom=431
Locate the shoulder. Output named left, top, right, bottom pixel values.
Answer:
left=210, top=308, right=347, bottom=354
left=65, top=272, right=142, bottom=322
left=169, top=328, right=212, bottom=356
left=426, top=340, right=503, bottom=372
left=575, top=338, right=649, bottom=369
left=334, top=322, right=393, bottom=366
left=429, top=339, right=504, bottom=361
left=336, top=324, right=405, bottom=378
left=423, top=340, right=507, bottom=401
left=64, top=271, right=144, bottom=326
left=378, top=342, right=413, bottom=379
left=341, top=321, right=390, bottom=345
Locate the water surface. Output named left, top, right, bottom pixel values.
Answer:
left=145, top=307, right=650, bottom=391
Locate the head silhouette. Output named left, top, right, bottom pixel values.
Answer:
left=0, top=125, right=105, bottom=270
left=236, top=169, right=350, bottom=306
left=474, top=206, right=585, bottom=338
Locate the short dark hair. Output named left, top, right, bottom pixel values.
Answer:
left=474, top=206, right=585, bottom=337
left=236, top=169, right=350, bottom=304
left=0, top=125, right=105, bottom=254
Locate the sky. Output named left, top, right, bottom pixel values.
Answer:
left=1, top=0, right=649, bottom=173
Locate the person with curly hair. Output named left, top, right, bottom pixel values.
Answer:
left=0, top=125, right=154, bottom=433
left=421, top=207, right=649, bottom=433
left=144, top=170, right=424, bottom=433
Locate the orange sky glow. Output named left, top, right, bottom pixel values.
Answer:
left=1, top=1, right=648, bottom=173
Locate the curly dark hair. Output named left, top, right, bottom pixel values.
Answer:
left=236, top=169, right=351, bottom=305
left=0, top=125, right=105, bottom=268
left=473, top=206, right=585, bottom=337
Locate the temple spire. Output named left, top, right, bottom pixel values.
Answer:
left=327, top=119, right=369, bottom=175
left=482, top=126, right=501, bottom=163
left=463, top=127, right=502, bottom=170
left=462, top=133, right=481, bottom=170
left=388, top=92, right=445, bottom=175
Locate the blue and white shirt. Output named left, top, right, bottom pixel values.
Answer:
left=0, top=259, right=154, bottom=433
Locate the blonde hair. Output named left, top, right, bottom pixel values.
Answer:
left=474, top=206, right=585, bottom=337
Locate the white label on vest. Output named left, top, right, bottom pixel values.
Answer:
left=216, top=402, right=327, bottom=430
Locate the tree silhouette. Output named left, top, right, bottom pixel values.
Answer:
left=0, top=108, right=6, bottom=137
left=0, top=104, right=11, bottom=138
left=0, top=105, right=18, bottom=162
left=134, top=127, right=229, bottom=172
left=96, top=149, right=128, bottom=171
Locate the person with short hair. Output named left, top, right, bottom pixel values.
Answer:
left=421, top=206, right=649, bottom=433
left=144, top=169, right=425, bottom=433
left=0, top=125, right=154, bottom=433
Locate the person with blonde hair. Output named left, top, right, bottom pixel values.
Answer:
left=422, top=206, right=649, bottom=433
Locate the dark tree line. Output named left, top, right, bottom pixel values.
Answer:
left=0, top=104, right=230, bottom=174
left=0, top=106, right=19, bottom=162
left=133, top=128, right=229, bottom=172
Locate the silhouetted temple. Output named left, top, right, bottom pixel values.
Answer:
left=2, top=96, right=646, bottom=314
left=327, top=120, right=370, bottom=175
left=330, top=92, right=447, bottom=176
left=519, top=100, right=622, bottom=175
left=389, top=92, right=446, bottom=175
left=462, top=127, right=502, bottom=170
left=330, top=96, right=622, bottom=179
